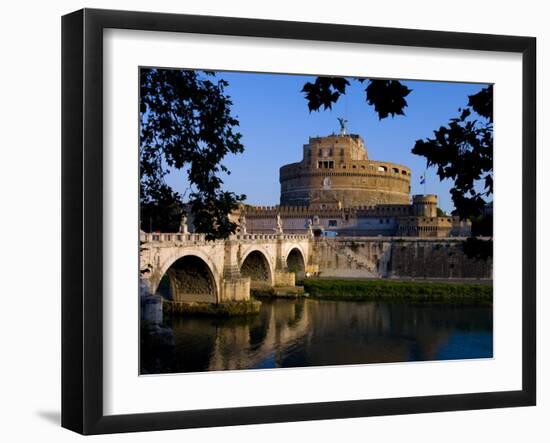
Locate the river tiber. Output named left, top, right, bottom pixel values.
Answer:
left=140, top=125, right=493, bottom=374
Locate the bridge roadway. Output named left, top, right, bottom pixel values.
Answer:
left=140, top=231, right=313, bottom=304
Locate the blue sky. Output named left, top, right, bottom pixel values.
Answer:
left=165, top=71, right=489, bottom=213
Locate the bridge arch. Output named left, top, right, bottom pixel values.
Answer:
left=282, top=242, right=308, bottom=265
left=240, top=249, right=274, bottom=288
left=153, top=250, right=220, bottom=303
left=286, top=247, right=306, bottom=277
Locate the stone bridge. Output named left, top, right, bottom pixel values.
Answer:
left=140, top=231, right=313, bottom=304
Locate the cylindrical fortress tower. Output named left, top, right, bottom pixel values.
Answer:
left=412, top=194, right=438, bottom=217
left=279, top=134, right=411, bottom=207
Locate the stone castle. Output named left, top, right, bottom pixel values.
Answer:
left=239, top=130, right=470, bottom=238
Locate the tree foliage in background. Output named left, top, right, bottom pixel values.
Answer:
left=140, top=68, right=245, bottom=238
left=412, top=86, right=493, bottom=259
left=412, top=86, right=493, bottom=220
left=302, top=77, right=412, bottom=119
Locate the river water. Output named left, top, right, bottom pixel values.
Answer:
left=141, top=298, right=493, bottom=374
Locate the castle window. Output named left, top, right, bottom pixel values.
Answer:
left=340, top=148, right=344, bottom=156
left=328, top=161, right=334, bottom=169
left=318, top=161, right=323, bottom=168
left=379, top=219, right=384, bottom=224
left=328, top=148, right=333, bottom=156
left=378, top=166, right=387, bottom=172
left=328, top=220, right=337, bottom=227
left=402, top=170, right=407, bottom=175
left=318, top=149, right=323, bottom=156
left=361, top=165, right=365, bottom=169
left=353, top=165, right=357, bottom=169
left=392, top=167, right=399, bottom=173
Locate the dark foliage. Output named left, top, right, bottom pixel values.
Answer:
left=140, top=68, right=245, bottom=239
left=463, top=237, right=493, bottom=261
left=464, top=214, right=493, bottom=260
left=140, top=180, right=184, bottom=233
left=301, top=77, right=350, bottom=111
left=364, top=80, right=412, bottom=119
left=301, top=77, right=411, bottom=120
left=468, top=85, right=493, bottom=121
left=412, top=86, right=493, bottom=221
left=471, top=214, right=493, bottom=237
left=412, top=86, right=493, bottom=259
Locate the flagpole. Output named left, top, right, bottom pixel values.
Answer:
left=420, top=171, right=427, bottom=195
left=424, top=170, right=427, bottom=195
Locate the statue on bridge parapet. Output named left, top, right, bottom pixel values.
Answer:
left=275, top=213, right=284, bottom=234
left=179, top=214, right=189, bottom=234
left=306, top=219, right=314, bottom=238
left=239, top=214, right=247, bottom=235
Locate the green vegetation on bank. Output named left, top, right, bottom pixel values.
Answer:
left=297, top=279, right=493, bottom=305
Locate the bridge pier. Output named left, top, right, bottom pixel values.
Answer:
left=221, top=239, right=253, bottom=302
left=267, top=234, right=306, bottom=297
left=222, top=278, right=251, bottom=302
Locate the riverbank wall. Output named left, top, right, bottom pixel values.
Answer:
left=316, top=237, right=492, bottom=280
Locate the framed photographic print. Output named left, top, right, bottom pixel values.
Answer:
left=61, top=8, right=536, bottom=435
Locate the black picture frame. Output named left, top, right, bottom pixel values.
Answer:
left=61, top=8, right=536, bottom=435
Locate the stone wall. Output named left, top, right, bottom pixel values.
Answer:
left=242, top=200, right=466, bottom=238
left=315, top=237, right=492, bottom=280
left=389, top=239, right=492, bottom=279
left=280, top=171, right=411, bottom=207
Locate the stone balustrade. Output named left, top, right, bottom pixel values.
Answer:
left=140, top=231, right=310, bottom=244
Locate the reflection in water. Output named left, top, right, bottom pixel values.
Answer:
left=140, top=298, right=493, bottom=374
